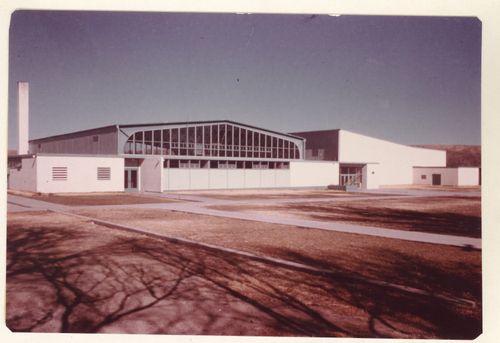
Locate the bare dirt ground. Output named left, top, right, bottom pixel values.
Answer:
left=7, top=210, right=481, bottom=337
left=210, top=196, right=481, bottom=238
left=7, top=190, right=175, bottom=206
left=381, top=185, right=481, bottom=192
left=72, top=208, right=481, bottom=303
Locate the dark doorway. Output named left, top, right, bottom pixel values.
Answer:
left=432, top=173, right=441, bottom=185
left=124, top=168, right=138, bottom=190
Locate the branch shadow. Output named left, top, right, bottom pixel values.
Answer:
left=6, top=220, right=481, bottom=338
left=284, top=202, right=481, bottom=238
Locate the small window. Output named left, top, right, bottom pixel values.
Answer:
left=421, top=175, right=427, bottom=180
left=93, top=135, right=99, bottom=142
left=97, top=167, right=111, bottom=180
left=52, top=167, right=67, bottom=181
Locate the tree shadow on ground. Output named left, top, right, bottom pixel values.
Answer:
left=265, top=246, right=481, bottom=339
left=6, top=221, right=481, bottom=338
left=284, top=203, right=481, bottom=238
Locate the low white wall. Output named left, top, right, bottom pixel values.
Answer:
left=163, top=168, right=293, bottom=190
left=8, top=157, right=37, bottom=192
left=413, top=168, right=458, bottom=186
left=141, top=158, right=163, bottom=192
left=227, top=170, right=245, bottom=188
left=289, top=161, right=339, bottom=187
left=458, top=167, right=480, bottom=186
left=209, top=169, right=228, bottom=189
left=36, top=155, right=124, bottom=193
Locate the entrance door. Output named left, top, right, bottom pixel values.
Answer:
left=432, top=173, right=441, bottom=186
left=339, top=166, right=363, bottom=188
left=124, top=168, right=138, bottom=190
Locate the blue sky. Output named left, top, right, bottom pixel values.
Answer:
left=8, top=11, right=481, bottom=148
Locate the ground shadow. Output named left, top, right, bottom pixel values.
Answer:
left=6, top=220, right=481, bottom=337
left=284, top=202, right=481, bottom=238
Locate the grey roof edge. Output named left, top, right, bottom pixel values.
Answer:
left=118, top=120, right=306, bottom=140
left=29, top=120, right=305, bottom=143
left=290, top=128, right=341, bottom=135
left=29, top=125, right=118, bottom=143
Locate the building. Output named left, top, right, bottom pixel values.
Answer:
left=413, top=167, right=480, bottom=186
left=9, top=120, right=340, bottom=193
left=7, top=82, right=479, bottom=193
left=291, top=129, right=448, bottom=189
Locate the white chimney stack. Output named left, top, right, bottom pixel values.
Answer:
left=17, top=81, right=29, bottom=155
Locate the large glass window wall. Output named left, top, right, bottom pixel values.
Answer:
left=124, top=123, right=301, bottom=159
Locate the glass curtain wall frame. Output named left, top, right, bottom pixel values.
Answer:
left=124, top=123, right=301, bottom=159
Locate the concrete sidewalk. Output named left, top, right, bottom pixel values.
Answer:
left=7, top=193, right=481, bottom=249
left=7, top=194, right=68, bottom=211
left=151, top=202, right=482, bottom=249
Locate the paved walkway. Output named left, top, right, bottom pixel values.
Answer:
left=7, top=190, right=482, bottom=249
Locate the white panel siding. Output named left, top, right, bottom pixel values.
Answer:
left=227, top=170, right=245, bottom=189
left=244, top=170, right=261, bottom=188
left=260, top=170, right=276, bottom=188
left=166, top=169, right=191, bottom=190
left=209, top=169, right=228, bottom=189
left=35, top=155, right=124, bottom=193
left=190, top=169, right=210, bottom=189
left=275, top=169, right=291, bottom=187
left=163, top=168, right=293, bottom=190
left=289, top=161, right=339, bottom=187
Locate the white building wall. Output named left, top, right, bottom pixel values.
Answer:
left=227, top=170, right=245, bottom=188
left=163, top=168, right=292, bottom=190
left=209, top=169, right=228, bottom=189
left=338, top=130, right=446, bottom=186
left=458, top=167, right=480, bottom=186
left=35, top=155, right=124, bottom=193
left=140, top=158, right=163, bottom=192
left=413, top=167, right=480, bottom=186
left=8, top=157, right=37, bottom=192
left=289, top=161, right=339, bottom=187
left=275, top=169, right=290, bottom=187
left=244, top=170, right=261, bottom=188
left=362, top=164, right=380, bottom=189
left=190, top=169, right=211, bottom=189
left=166, top=169, right=191, bottom=190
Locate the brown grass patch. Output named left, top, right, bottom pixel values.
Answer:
left=210, top=196, right=481, bottom=238
left=12, top=192, right=176, bottom=206
left=71, top=207, right=481, bottom=301
left=7, top=211, right=481, bottom=337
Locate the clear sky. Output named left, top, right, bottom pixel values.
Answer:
left=8, top=10, right=481, bottom=148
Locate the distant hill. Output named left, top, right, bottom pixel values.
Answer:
left=414, top=145, right=481, bottom=167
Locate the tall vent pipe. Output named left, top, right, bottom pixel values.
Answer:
left=17, top=81, right=29, bottom=155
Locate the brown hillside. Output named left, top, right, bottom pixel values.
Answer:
left=414, top=145, right=481, bottom=168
